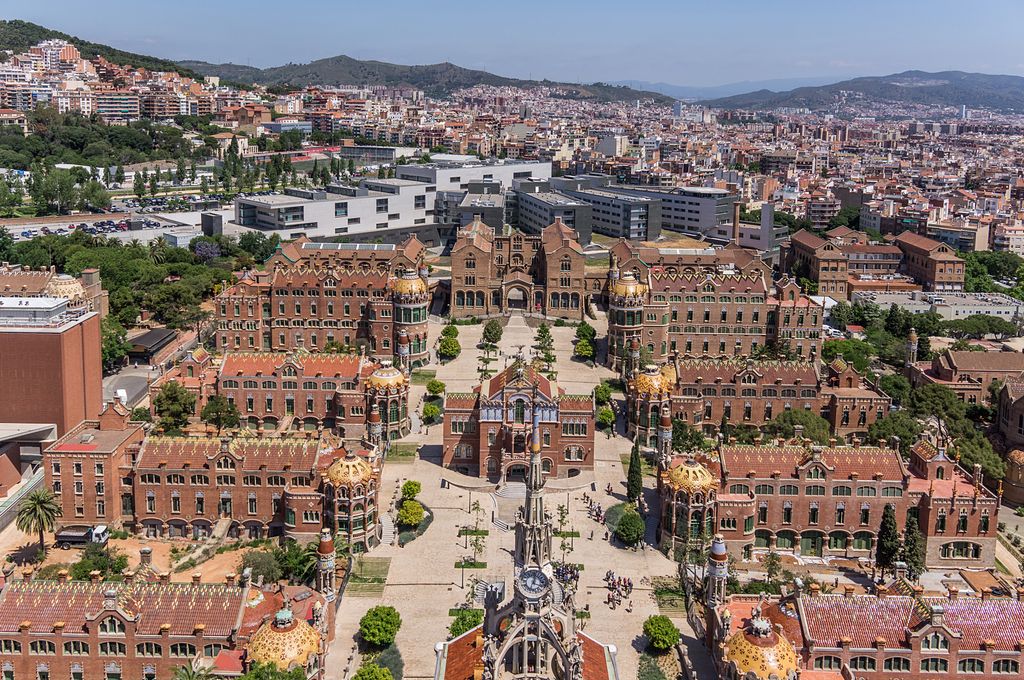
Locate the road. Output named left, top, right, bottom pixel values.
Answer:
left=102, top=365, right=158, bottom=408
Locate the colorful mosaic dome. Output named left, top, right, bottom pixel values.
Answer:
left=366, top=360, right=406, bottom=390
left=631, top=365, right=670, bottom=398
left=666, top=457, right=717, bottom=494
left=324, top=452, right=373, bottom=487
left=610, top=272, right=647, bottom=298
left=390, top=270, right=427, bottom=295
left=722, top=615, right=799, bottom=680
left=1009, top=449, right=1024, bottom=466
left=247, top=608, right=320, bottom=671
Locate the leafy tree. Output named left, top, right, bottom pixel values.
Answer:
left=901, top=513, right=926, bottom=580
left=626, top=439, right=643, bottom=502
left=763, top=410, right=831, bottom=444
left=574, top=338, right=595, bottom=361
left=0, top=227, right=14, bottom=261
left=100, top=316, right=131, bottom=372
left=201, top=395, right=240, bottom=434
left=152, top=381, right=197, bottom=434
left=239, top=663, right=306, bottom=680
left=375, top=645, right=403, bottom=680
left=594, top=382, right=612, bottom=406
left=762, top=550, right=782, bottom=584
left=596, top=407, right=615, bottom=430
left=614, top=508, right=645, bottom=546
left=878, top=374, right=910, bottom=406
left=173, top=666, right=216, bottom=680
left=575, top=321, right=596, bottom=342
left=867, top=412, right=923, bottom=456
left=422, top=402, right=441, bottom=423
left=272, top=540, right=317, bottom=584
left=876, top=504, right=901, bottom=576
left=482, top=319, right=503, bottom=344
left=69, top=543, right=129, bottom=581
left=449, top=608, right=484, bottom=638
left=534, top=323, right=554, bottom=351
left=397, top=500, right=425, bottom=528
left=241, top=550, right=283, bottom=583
left=352, top=665, right=392, bottom=680
left=821, top=338, right=875, bottom=373
left=908, top=384, right=965, bottom=423
left=441, top=324, right=459, bottom=338
left=402, top=480, right=422, bottom=500
left=131, top=406, right=153, bottom=422
left=426, top=379, right=446, bottom=397
left=642, top=615, right=680, bottom=652
left=438, top=337, right=461, bottom=360
left=359, top=605, right=402, bottom=647
left=16, top=489, right=62, bottom=553
left=673, top=419, right=708, bottom=452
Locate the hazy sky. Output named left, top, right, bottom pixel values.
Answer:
left=10, top=0, right=1024, bottom=86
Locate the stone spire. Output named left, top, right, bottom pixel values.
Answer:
left=514, top=385, right=552, bottom=569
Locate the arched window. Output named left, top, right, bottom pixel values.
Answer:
left=958, top=659, right=985, bottom=674
left=884, top=657, right=911, bottom=672
left=542, top=459, right=552, bottom=473
left=850, top=657, right=876, bottom=671
left=216, top=457, right=235, bottom=470
left=921, top=658, right=948, bottom=673
left=921, top=632, right=949, bottom=650
left=813, top=656, right=842, bottom=670
left=99, top=617, right=125, bottom=634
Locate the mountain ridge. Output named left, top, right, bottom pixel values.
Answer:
left=698, top=70, right=1024, bottom=112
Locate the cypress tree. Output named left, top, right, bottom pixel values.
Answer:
left=876, top=503, right=901, bottom=576
left=901, top=513, right=927, bottom=580
left=626, top=438, right=643, bottom=502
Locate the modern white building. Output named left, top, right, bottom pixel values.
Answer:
left=606, top=185, right=736, bottom=238
left=395, top=159, right=551, bottom=192
left=850, top=290, right=1024, bottom=321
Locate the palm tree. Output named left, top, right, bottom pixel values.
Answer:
left=172, top=666, right=214, bottom=680
left=149, top=236, right=169, bottom=264
left=16, top=489, right=62, bottom=554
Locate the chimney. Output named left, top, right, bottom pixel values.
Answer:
left=732, top=201, right=742, bottom=243
left=793, top=424, right=804, bottom=441
left=876, top=584, right=888, bottom=599
left=21, top=567, right=34, bottom=582
left=1016, top=587, right=1024, bottom=601
left=140, top=546, right=152, bottom=566
left=844, top=585, right=855, bottom=599
left=89, top=570, right=102, bottom=583
left=946, top=586, right=959, bottom=601
left=226, top=572, right=237, bottom=587
left=808, top=583, right=820, bottom=597
left=159, top=572, right=170, bottom=583
left=192, top=573, right=202, bottom=584
left=929, top=604, right=945, bottom=626
left=982, top=587, right=992, bottom=601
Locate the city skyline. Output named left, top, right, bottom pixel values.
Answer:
left=8, top=0, right=1024, bottom=88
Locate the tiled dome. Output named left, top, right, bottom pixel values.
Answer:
left=247, top=608, right=320, bottom=671
left=722, top=615, right=799, bottom=680
left=366, top=360, right=406, bottom=391
left=610, top=272, right=647, bottom=298
left=390, top=270, right=427, bottom=295
left=666, top=457, right=717, bottom=494
left=631, top=365, right=669, bottom=397
left=324, top=452, right=373, bottom=487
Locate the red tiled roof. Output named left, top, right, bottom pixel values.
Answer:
left=919, top=597, right=1024, bottom=650
left=800, top=594, right=922, bottom=648
left=0, top=580, right=246, bottom=637
left=720, top=443, right=905, bottom=480
left=136, top=436, right=320, bottom=472
left=219, top=352, right=365, bottom=380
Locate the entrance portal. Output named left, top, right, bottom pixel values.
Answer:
left=506, top=287, right=527, bottom=310
left=506, top=464, right=527, bottom=482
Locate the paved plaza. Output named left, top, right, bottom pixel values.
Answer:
left=325, top=314, right=714, bottom=680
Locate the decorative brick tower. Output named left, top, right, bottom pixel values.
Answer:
left=390, top=267, right=430, bottom=368
left=315, top=528, right=336, bottom=603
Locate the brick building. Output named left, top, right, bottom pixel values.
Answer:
left=149, top=350, right=411, bottom=441
left=448, top=217, right=588, bottom=320
left=46, top=408, right=387, bottom=550
left=0, top=297, right=102, bottom=436
left=910, top=349, right=1024, bottom=404
left=709, top=584, right=1024, bottom=680
left=214, top=237, right=428, bottom=365
left=0, top=567, right=331, bottom=680
left=606, top=264, right=822, bottom=374
left=654, top=431, right=999, bottom=569
left=442, top=355, right=595, bottom=480
left=895, top=231, right=966, bottom=292
left=625, top=356, right=890, bottom=443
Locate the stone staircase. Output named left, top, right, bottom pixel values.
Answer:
left=212, top=517, right=233, bottom=540
left=494, top=482, right=527, bottom=499
left=492, top=516, right=512, bottom=533
left=379, top=512, right=396, bottom=546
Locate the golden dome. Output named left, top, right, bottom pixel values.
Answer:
left=366, top=360, right=407, bottom=391
left=722, top=617, right=799, bottom=680
left=247, top=608, right=321, bottom=671
left=44, top=275, right=85, bottom=300
left=324, top=453, right=373, bottom=487
left=1009, top=449, right=1024, bottom=466
left=631, top=365, right=670, bottom=398
left=391, top=271, right=427, bottom=295
left=610, top=272, right=647, bottom=298
left=666, top=457, right=717, bottom=494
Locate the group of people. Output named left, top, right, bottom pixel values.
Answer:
left=582, top=492, right=607, bottom=527
left=604, top=570, right=634, bottom=611
left=554, top=562, right=581, bottom=586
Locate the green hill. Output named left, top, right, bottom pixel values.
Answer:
left=700, top=70, right=1024, bottom=113
left=0, top=20, right=203, bottom=80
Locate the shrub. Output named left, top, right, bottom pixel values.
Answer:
left=359, top=605, right=402, bottom=647
left=130, top=407, right=153, bottom=422
left=482, top=319, right=503, bottom=344
left=240, top=550, right=282, bottom=583
left=596, top=407, right=615, bottom=429
left=574, top=338, right=595, bottom=361
left=441, top=325, right=459, bottom=338
left=438, top=337, right=461, bottom=359
left=643, top=615, right=680, bottom=652
left=615, top=509, right=645, bottom=546
left=69, top=544, right=128, bottom=581
left=401, top=480, right=422, bottom=500
left=353, top=663, right=393, bottom=680
left=426, top=379, right=446, bottom=396
left=449, top=608, right=484, bottom=638
left=576, top=321, right=596, bottom=342
left=397, top=499, right=425, bottom=528
left=422, top=402, right=441, bottom=423
left=593, top=382, right=612, bottom=406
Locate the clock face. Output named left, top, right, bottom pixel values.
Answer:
left=519, top=569, right=549, bottom=596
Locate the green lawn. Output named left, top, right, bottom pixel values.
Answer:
left=411, top=369, right=437, bottom=385
left=347, top=556, right=392, bottom=597
left=455, top=560, right=487, bottom=569
left=620, top=453, right=656, bottom=478
left=388, top=443, right=418, bottom=463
